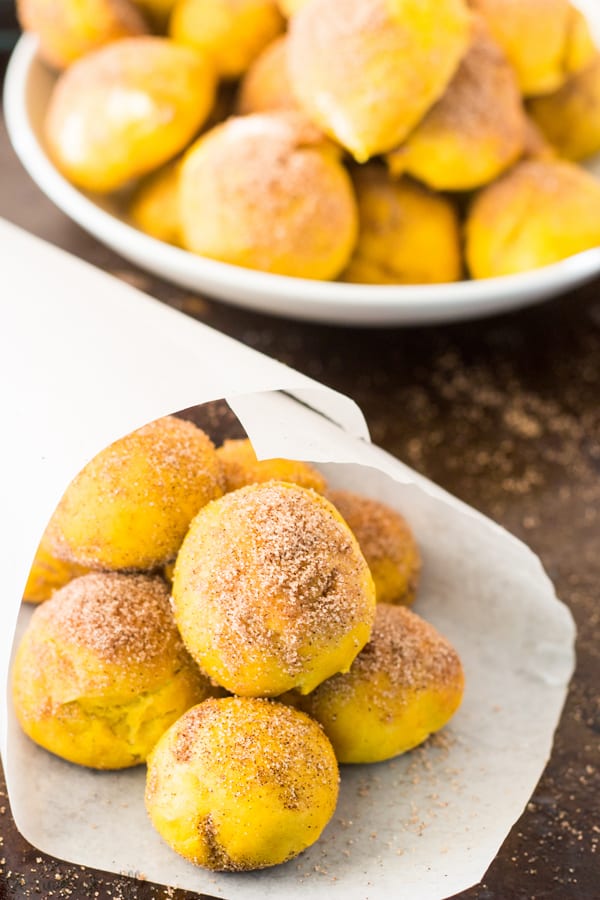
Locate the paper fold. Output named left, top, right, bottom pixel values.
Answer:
left=1, top=222, right=575, bottom=900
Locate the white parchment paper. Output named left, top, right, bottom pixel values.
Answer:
left=0, top=221, right=575, bottom=900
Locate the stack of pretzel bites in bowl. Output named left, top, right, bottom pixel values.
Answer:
left=12, top=410, right=464, bottom=872
left=9, top=0, right=600, bottom=322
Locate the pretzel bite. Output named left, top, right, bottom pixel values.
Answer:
left=23, top=526, right=89, bottom=603
left=179, top=113, right=358, bottom=279
left=287, top=0, right=472, bottom=161
left=470, top=0, right=596, bottom=96
left=48, top=416, right=222, bottom=571
left=169, top=0, right=284, bottom=79
left=145, top=697, right=339, bottom=870
left=237, top=36, right=299, bottom=115
left=217, top=438, right=326, bottom=493
left=386, top=18, right=526, bottom=191
left=528, top=56, right=600, bottom=162
left=173, top=481, right=376, bottom=696
left=328, top=489, right=421, bottom=605
left=129, top=159, right=183, bottom=245
left=297, top=604, right=465, bottom=763
left=466, top=159, right=600, bottom=278
left=343, top=164, right=461, bottom=285
left=17, top=0, right=147, bottom=69
left=12, top=573, right=214, bottom=769
left=45, top=37, right=216, bottom=192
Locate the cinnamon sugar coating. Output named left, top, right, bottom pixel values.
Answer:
left=288, top=0, right=472, bottom=161
left=12, top=573, right=214, bottom=769
left=386, top=17, right=526, bottom=191
left=297, top=604, right=465, bottom=763
left=328, top=489, right=421, bottom=605
left=145, top=697, right=339, bottom=870
left=173, top=481, right=376, bottom=696
left=48, top=415, right=223, bottom=571
left=179, top=112, right=358, bottom=279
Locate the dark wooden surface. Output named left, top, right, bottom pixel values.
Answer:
left=1, top=60, right=600, bottom=900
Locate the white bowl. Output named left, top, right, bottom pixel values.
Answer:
left=4, top=12, right=600, bottom=326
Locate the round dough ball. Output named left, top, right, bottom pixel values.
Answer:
left=12, top=573, right=214, bottom=769
left=145, top=697, right=339, bottom=870
left=237, top=36, right=299, bottom=115
left=288, top=0, right=472, bottom=161
left=217, top=438, right=327, bottom=493
left=298, top=604, right=464, bottom=763
left=169, top=0, right=284, bottom=79
left=17, top=0, right=148, bottom=69
left=466, top=159, right=600, bottom=278
left=328, top=489, right=421, bottom=605
left=343, top=165, right=461, bottom=285
left=48, top=415, right=222, bottom=571
left=45, top=37, right=216, bottom=193
left=386, top=18, right=526, bottom=191
left=528, top=56, right=600, bottom=162
left=470, top=0, right=596, bottom=96
left=129, top=159, right=183, bottom=245
left=179, top=113, right=358, bottom=279
left=173, top=481, right=376, bottom=696
left=23, top=525, right=90, bottom=604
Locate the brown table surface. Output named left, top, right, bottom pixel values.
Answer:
left=1, top=58, right=600, bottom=900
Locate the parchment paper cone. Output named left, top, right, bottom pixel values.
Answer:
left=0, top=220, right=575, bottom=900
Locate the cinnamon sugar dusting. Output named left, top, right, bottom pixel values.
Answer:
left=170, top=698, right=338, bottom=808
left=415, top=17, right=525, bottom=142
left=176, top=483, right=373, bottom=677
left=292, top=0, right=391, bottom=72
left=355, top=605, right=463, bottom=693
left=147, top=698, right=339, bottom=871
left=38, top=572, right=182, bottom=665
left=328, top=489, right=417, bottom=565
left=51, top=415, right=221, bottom=568
left=289, top=0, right=472, bottom=159
left=181, top=113, right=352, bottom=262
left=95, top=415, right=221, bottom=502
